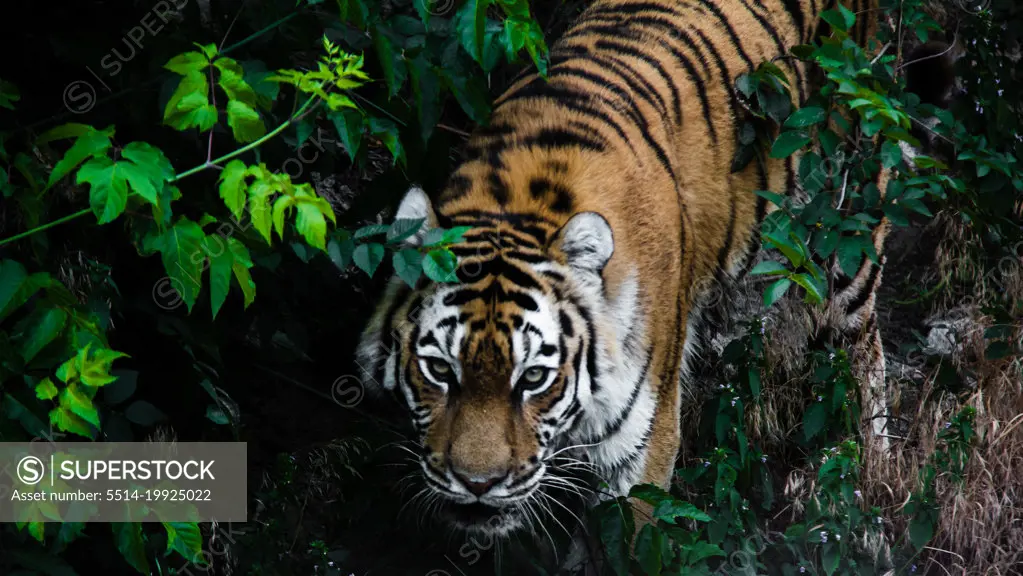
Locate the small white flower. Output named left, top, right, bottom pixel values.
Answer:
left=828, top=352, right=835, bottom=361
left=818, top=395, right=824, bottom=401
left=835, top=533, right=841, bottom=541
left=731, top=399, right=737, bottom=407
left=820, top=531, right=828, bottom=543
left=998, top=89, right=1004, bottom=96
left=945, top=422, right=952, bottom=429
left=704, top=461, right=711, bottom=467
left=855, top=489, right=862, bottom=498
left=761, top=455, right=768, bottom=463
left=911, top=565, right=918, bottom=573
left=840, top=473, right=846, bottom=479
left=800, top=568, right=806, bottom=574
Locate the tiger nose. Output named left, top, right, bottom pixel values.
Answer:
left=453, top=469, right=507, bottom=497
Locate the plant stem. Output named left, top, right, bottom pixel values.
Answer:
left=0, top=94, right=318, bottom=247
left=0, top=208, right=92, bottom=247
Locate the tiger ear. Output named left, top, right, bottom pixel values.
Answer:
left=550, top=212, right=614, bottom=274
left=393, top=186, right=437, bottom=247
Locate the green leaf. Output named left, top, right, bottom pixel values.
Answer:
left=629, top=484, right=672, bottom=506
left=154, top=218, right=207, bottom=312
left=124, top=400, right=167, bottom=426
left=803, top=401, right=828, bottom=440
left=77, top=156, right=129, bottom=224
left=164, top=51, right=210, bottom=75
left=49, top=404, right=94, bottom=438
left=908, top=513, right=934, bottom=550
left=112, top=523, right=150, bottom=573
left=0, top=259, right=28, bottom=317
left=409, top=55, right=442, bottom=143
left=393, top=249, right=424, bottom=288
left=354, top=224, right=389, bottom=239
left=387, top=218, right=426, bottom=244
left=821, top=8, right=851, bottom=32
left=164, top=71, right=217, bottom=132
left=218, top=160, right=249, bottom=221
left=329, top=109, right=364, bottom=162
left=328, top=235, right=355, bottom=271
left=770, top=131, right=811, bottom=159
left=205, top=235, right=232, bottom=319
left=228, top=238, right=256, bottom=309
left=60, top=383, right=100, bottom=428
left=46, top=129, right=112, bottom=190
left=121, top=141, right=175, bottom=183
left=225, top=99, right=265, bottom=143
left=822, top=541, right=840, bottom=575
left=836, top=236, right=863, bottom=278
left=368, top=116, right=406, bottom=167
left=353, top=243, right=385, bottom=277
left=457, top=0, right=491, bottom=65
left=790, top=272, right=824, bottom=304
left=881, top=140, right=902, bottom=169
left=598, top=501, right=634, bottom=576
left=103, top=370, right=138, bottom=405
left=37, top=122, right=96, bottom=146
left=20, top=307, right=68, bottom=362
left=206, top=405, right=229, bottom=425
left=763, top=277, right=792, bottom=308
left=750, top=261, right=789, bottom=276
left=652, top=499, right=712, bottom=524
left=372, top=24, right=404, bottom=98
left=294, top=191, right=335, bottom=250
left=783, top=106, right=826, bottom=128
left=271, top=195, right=295, bottom=241
left=634, top=525, right=663, bottom=576
left=423, top=249, right=458, bottom=282
left=35, top=378, right=59, bottom=401
left=248, top=186, right=273, bottom=245
left=163, top=522, right=205, bottom=564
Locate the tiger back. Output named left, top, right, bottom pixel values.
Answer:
left=355, top=0, right=889, bottom=537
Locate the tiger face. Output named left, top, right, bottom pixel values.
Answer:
left=356, top=187, right=614, bottom=535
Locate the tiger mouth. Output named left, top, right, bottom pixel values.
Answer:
left=440, top=501, right=521, bottom=533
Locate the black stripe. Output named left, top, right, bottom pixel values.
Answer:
left=781, top=0, right=807, bottom=43
left=572, top=298, right=600, bottom=394
left=589, top=347, right=653, bottom=443
left=552, top=60, right=666, bottom=133
left=694, top=0, right=755, bottom=71
left=559, top=310, right=575, bottom=338
left=593, top=38, right=671, bottom=127
left=735, top=0, right=807, bottom=99
left=715, top=195, right=738, bottom=274
left=592, top=37, right=678, bottom=125
left=488, top=172, right=509, bottom=205
left=520, top=126, right=608, bottom=153
left=375, top=285, right=412, bottom=385
left=498, top=78, right=638, bottom=157
left=845, top=263, right=880, bottom=316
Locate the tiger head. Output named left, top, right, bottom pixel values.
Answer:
left=355, top=186, right=616, bottom=536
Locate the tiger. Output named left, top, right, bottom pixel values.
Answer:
left=355, top=0, right=895, bottom=538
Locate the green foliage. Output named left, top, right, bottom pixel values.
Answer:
left=0, top=0, right=552, bottom=572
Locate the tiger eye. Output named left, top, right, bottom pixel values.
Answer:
left=429, top=358, right=452, bottom=376
left=523, top=367, right=546, bottom=383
